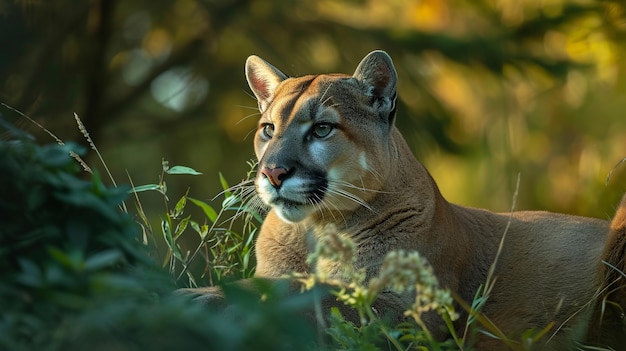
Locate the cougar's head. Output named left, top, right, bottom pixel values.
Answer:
left=246, top=51, right=398, bottom=223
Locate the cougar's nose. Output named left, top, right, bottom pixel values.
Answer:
left=261, top=167, right=289, bottom=188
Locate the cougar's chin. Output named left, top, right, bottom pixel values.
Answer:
left=272, top=200, right=315, bottom=223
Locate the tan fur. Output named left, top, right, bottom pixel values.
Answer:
left=587, top=193, right=626, bottom=347
left=185, top=51, right=626, bottom=350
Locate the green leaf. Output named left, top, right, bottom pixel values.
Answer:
left=161, top=218, right=182, bottom=261
left=244, top=228, right=257, bottom=248
left=227, top=242, right=242, bottom=254
left=219, top=172, right=231, bottom=197
left=54, top=191, right=120, bottom=223
left=190, top=220, right=209, bottom=240
left=38, top=143, right=81, bottom=168
left=166, top=165, right=203, bottom=175
left=84, top=250, right=123, bottom=271
left=161, top=218, right=172, bottom=246
left=174, top=216, right=191, bottom=239
left=188, top=197, right=218, bottom=222
left=190, top=220, right=201, bottom=236
left=223, top=194, right=240, bottom=210
left=48, top=247, right=83, bottom=270
left=130, top=184, right=162, bottom=193
left=16, top=259, right=42, bottom=287
left=172, top=192, right=188, bottom=218
left=92, top=273, right=143, bottom=291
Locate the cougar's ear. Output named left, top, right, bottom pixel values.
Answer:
left=353, top=50, right=398, bottom=124
left=245, top=55, right=288, bottom=113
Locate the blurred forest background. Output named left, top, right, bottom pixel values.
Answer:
left=2, top=0, right=626, bottom=224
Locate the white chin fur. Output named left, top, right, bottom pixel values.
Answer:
left=257, top=177, right=316, bottom=222
left=274, top=204, right=313, bottom=223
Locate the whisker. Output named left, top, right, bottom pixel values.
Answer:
left=243, top=196, right=266, bottom=220
left=211, top=179, right=256, bottom=201
left=337, top=190, right=373, bottom=211
left=235, top=104, right=260, bottom=111
left=325, top=183, right=374, bottom=213
left=320, top=96, right=334, bottom=108
left=365, top=165, right=384, bottom=185
left=227, top=190, right=265, bottom=223
left=321, top=189, right=346, bottom=222
left=326, top=198, right=346, bottom=223
left=243, top=128, right=257, bottom=141
left=319, top=82, right=334, bottom=105
left=235, top=111, right=262, bottom=126
left=241, top=88, right=257, bottom=101
left=359, top=176, right=366, bottom=191
left=329, top=179, right=391, bottom=195
left=310, top=195, right=328, bottom=222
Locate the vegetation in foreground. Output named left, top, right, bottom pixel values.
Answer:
left=1, top=116, right=618, bottom=350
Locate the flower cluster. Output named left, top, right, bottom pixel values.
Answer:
left=306, top=225, right=356, bottom=268
left=368, top=250, right=459, bottom=325
left=297, top=226, right=359, bottom=291
left=305, top=229, right=459, bottom=327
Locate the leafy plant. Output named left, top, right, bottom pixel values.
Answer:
left=0, top=121, right=153, bottom=350
left=131, top=159, right=262, bottom=287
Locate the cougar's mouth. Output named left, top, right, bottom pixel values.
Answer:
left=272, top=197, right=307, bottom=208
left=263, top=187, right=327, bottom=223
left=270, top=197, right=314, bottom=223
left=271, top=188, right=323, bottom=209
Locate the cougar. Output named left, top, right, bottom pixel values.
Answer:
left=183, top=50, right=626, bottom=350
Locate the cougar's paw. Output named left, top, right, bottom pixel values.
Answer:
left=175, top=286, right=228, bottom=308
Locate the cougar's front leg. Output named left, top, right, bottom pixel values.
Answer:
left=176, top=277, right=288, bottom=307
left=176, top=284, right=228, bottom=308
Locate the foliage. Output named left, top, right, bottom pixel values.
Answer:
left=131, top=159, right=261, bottom=286
left=0, top=122, right=320, bottom=351
left=0, top=125, right=148, bottom=349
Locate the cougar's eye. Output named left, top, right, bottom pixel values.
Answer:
left=261, top=124, right=275, bottom=139
left=312, top=123, right=333, bottom=139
